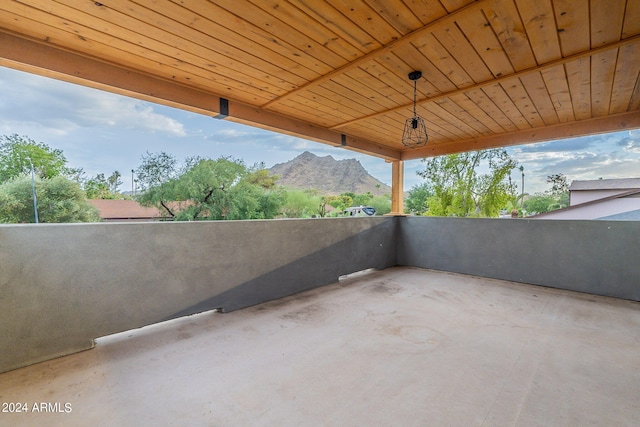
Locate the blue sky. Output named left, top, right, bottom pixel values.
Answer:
left=1, top=66, right=639, bottom=195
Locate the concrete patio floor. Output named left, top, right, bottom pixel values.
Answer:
left=1, top=267, right=639, bottom=426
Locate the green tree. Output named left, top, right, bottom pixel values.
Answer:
left=135, top=151, right=179, bottom=191
left=245, top=166, right=278, bottom=189
left=545, top=173, right=570, bottom=209
left=547, top=173, right=569, bottom=195
left=85, top=171, right=124, bottom=199
left=327, top=194, right=353, bottom=212
left=107, top=170, right=123, bottom=193
left=135, top=152, right=181, bottom=216
left=173, top=157, right=247, bottom=220
left=251, top=186, right=285, bottom=219
left=417, top=149, right=517, bottom=217
left=0, top=175, right=99, bottom=223
left=137, top=155, right=283, bottom=220
left=0, top=134, right=70, bottom=183
left=405, top=183, right=432, bottom=215
left=368, top=195, right=391, bottom=215
left=282, top=189, right=320, bottom=218
left=523, top=193, right=558, bottom=215
left=556, top=192, right=570, bottom=208
left=351, top=192, right=373, bottom=206
left=231, top=165, right=285, bottom=219
left=317, top=195, right=331, bottom=218
left=522, top=173, right=570, bottom=215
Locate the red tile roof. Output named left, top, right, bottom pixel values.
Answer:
left=88, top=199, right=164, bottom=220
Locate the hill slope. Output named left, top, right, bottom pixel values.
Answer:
left=269, top=151, right=390, bottom=196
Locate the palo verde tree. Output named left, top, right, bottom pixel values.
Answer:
left=135, top=151, right=182, bottom=216
left=136, top=152, right=284, bottom=220
left=417, top=149, right=518, bottom=217
left=135, top=151, right=181, bottom=189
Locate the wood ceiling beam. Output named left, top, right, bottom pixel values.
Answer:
left=0, top=31, right=400, bottom=161
left=0, top=31, right=225, bottom=117
left=332, top=34, right=640, bottom=131
left=223, top=101, right=401, bottom=160
left=401, top=111, right=640, bottom=160
left=260, top=0, right=488, bottom=110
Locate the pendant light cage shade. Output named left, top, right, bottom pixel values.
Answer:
left=402, top=116, right=428, bottom=148
left=401, top=71, right=429, bottom=148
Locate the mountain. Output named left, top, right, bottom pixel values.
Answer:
left=269, top=151, right=391, bottom=196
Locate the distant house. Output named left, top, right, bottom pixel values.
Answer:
left=569, top=178, right=640, bottom=205
left=88, top=199, right=165, bottom=222
left=531, top=178, right=640, bottom=220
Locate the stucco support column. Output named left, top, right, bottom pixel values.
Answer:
left=389, top=160, right=405, bottom=215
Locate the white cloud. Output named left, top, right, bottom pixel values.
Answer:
left=620, top=135, right=640, bottom=154
left=220, top=128, right=249, bottom=138
left=628, top=129, right=640, bottom=139
left=205, top=127, right=255, bottom=143
left=74, top=94, right=186, bottom=136
left=0, top=67, right=186, bottom=137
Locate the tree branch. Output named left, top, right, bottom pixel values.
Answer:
left=159, top=200, right=175, bottom=218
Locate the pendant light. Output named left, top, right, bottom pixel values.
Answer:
left=401, top=71, right=428, bottom=148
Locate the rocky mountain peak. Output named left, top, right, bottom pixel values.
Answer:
left=269, top=152, right=390, bottom=196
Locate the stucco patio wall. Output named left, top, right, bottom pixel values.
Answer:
left=3, top=216, right=639, bottom=374
left=397, top=217, right=640, bottom=301
left=0, top=218, right=396, bottom=373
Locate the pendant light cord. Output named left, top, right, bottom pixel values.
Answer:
left=413, top=79, right=418, bottom=118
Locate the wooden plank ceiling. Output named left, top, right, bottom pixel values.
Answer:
left=0, top=0, right=639, bottom=161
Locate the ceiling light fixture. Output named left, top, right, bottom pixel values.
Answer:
left=401, top=71, right=428, bottom=148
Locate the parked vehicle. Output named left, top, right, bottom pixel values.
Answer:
left=343, top=206, right=376, bottom=217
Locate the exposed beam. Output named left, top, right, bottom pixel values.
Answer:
left=401, top=111, right=640, bottom=160
left=0, top=31, right=401, bottom=161
left=0, top=31, right=224, bottom=117
left=259, top=0, right=488, bottom=110
left=224, top=101, right=401, bottom=160
left=332, top=35, right=640, bottom=131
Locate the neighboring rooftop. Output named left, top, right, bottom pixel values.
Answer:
left=560, top=178, right=640, bottom=216
left=569, top=178, right=640, bottom=191
left=1, top=268, right=639, bottom=426
left=88, top=199, right=163, bottom=221
left=530, top=189, right=640, bottom=220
